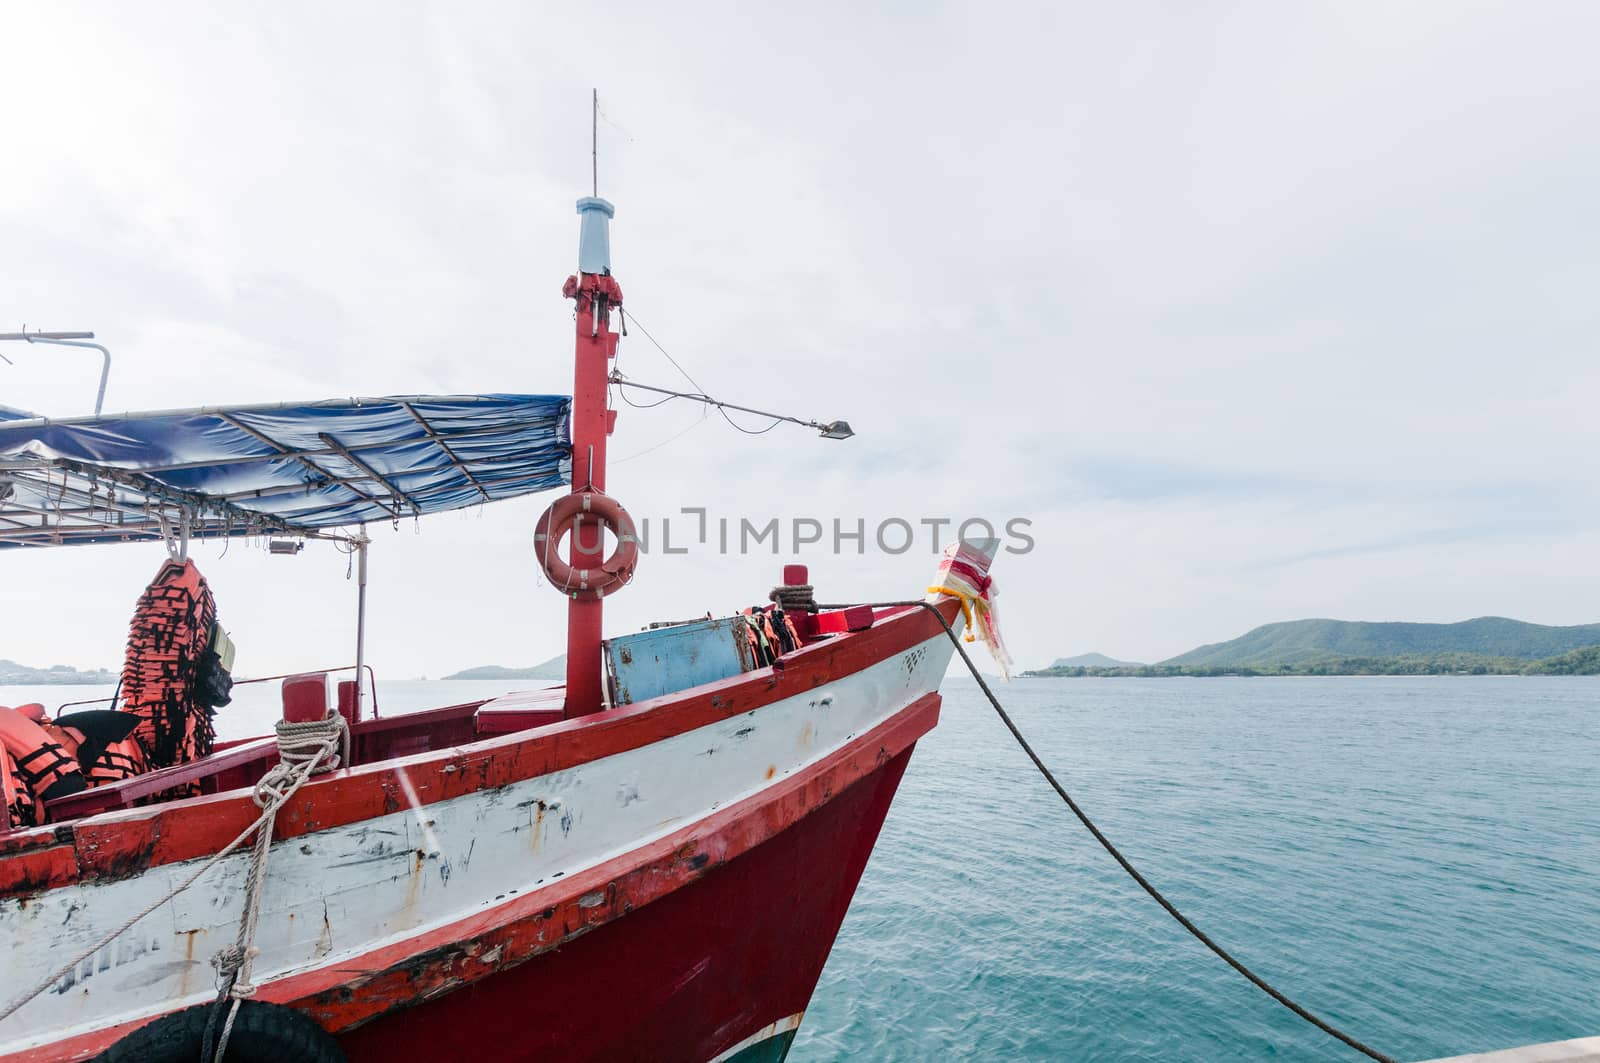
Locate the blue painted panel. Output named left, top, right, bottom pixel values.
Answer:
left=576, top=196, right=614, bottom=274
left=604, top=617, right=755, bottom=706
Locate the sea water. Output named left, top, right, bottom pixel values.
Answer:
left=4, top=677, right=1594, bottom=1061
left=796, top=677, right=1600, bottom=1062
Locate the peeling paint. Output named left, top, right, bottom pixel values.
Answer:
left=315, top=901, right=334, bottom=958
left=0, top=622, right=953, bottom=1056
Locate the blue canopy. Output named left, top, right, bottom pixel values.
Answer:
left=0, top=394, right=571, bottom=548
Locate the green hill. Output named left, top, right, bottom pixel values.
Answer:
left=1523, top=644, right=1600, bottom=675
left=1163, top=617, right=1600, bottom=668
left=444, top=655, right=566, bottom=681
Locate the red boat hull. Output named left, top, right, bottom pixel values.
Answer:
left=338, top=745, right=914, bottom=1062
left=1, top=603, right=957, bottom=1063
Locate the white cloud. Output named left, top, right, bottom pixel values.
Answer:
left=3, top=1, right=1598, bottom=680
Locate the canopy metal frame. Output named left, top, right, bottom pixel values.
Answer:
left=0, top=394, right=572, bottom=549
left=2, top=392, right=572, bottom=724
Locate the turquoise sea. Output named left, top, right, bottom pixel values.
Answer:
left=3, top=676, right=1594, bottom=1061
left=797, top=677, right=1600, bottom=1062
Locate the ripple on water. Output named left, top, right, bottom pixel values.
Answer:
left=794, top=677, right=1600, bottom=1062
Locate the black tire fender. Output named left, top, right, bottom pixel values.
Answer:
left=93, top=1000, right=345, bottom=1063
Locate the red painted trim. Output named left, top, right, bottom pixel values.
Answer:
left=1, top=599, right=957, bottom=895
left=5, top=693, right=940, bottom=1063
left=43, top=736, right=279, bottom=821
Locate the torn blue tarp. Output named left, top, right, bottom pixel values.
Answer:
left=0, top=394, right=571, bottom=547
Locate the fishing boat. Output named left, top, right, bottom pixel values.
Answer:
left=0, top=194, right=1007, bottom=1061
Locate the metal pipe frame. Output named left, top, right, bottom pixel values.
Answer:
left=0, top=331, right=111, bottom=415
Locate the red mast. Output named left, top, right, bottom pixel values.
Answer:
left=561, top=197, right=622, bottom=716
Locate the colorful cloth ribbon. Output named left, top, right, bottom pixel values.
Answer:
left=926, top=541, right=1013, bottom=680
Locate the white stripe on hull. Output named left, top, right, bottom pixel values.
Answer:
left=0, top=626, right=955, bottom=1057
left=709, top=1012, right=805, bottom=1062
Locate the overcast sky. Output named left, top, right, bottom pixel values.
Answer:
left=2, top=2, right=1597, bottom=679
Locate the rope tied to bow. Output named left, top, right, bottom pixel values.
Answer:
left=204, top=711, right=348, bottom=1062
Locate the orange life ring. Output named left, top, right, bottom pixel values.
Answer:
left=534, top=491, right=638, bottom=600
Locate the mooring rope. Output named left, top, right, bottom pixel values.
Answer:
left=815, top=600, right=1398, bottom=1063
left=204, top=712, right=348, bottom=1062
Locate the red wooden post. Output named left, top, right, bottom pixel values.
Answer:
left=282, top=673, right=329, bottom=723
left=564, top=198, right=621, bottom=717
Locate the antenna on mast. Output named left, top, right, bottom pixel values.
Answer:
left=592, top=88, right=599, bottom=197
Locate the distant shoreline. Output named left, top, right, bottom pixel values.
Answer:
left=1023, top=649, right=1600, bottom=679
left=1022, top=671, right=1590, bottom=679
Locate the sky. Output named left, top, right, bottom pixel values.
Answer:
left=2, top=2, right=1598, bottom=678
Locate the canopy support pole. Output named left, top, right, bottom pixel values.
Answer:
left=355, top=530, right=370, bottom=721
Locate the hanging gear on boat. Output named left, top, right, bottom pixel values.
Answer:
left=739, top=607, right=775, bottom=667
left=738, top=604, right=801, bottom=667
left=776, top=608, right=801, bottom=653
left=534, top=490, right=639, bottom=600
left=195, top=624, right=237, bottom=710
left=117, top=558, right=233, bottom=775
left=0, top=705, right=89, bottom=826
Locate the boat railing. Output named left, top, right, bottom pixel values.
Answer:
left=52, top=664, right=382, bottom=719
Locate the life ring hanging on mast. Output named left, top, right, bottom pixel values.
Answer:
left=535, top=489, right=638, bottom=599
left=544, top=193, right=636, bottom=605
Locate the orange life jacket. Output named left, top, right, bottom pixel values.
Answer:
left=87, top=739, right=147, bottom=786
left=120, top=558, right=221, bottom=772
left=1, top=743, right=29, bottom=831
left=0, top=706, right=89, bottom=826
left=48, top=711, right=149, bottom=788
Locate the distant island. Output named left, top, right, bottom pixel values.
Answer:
left=1049, top=652, right=1145, bottom=669
left=1028, top=618, right=1600, bottom=677
left=0, top=659, right=116, bottom=685
left=445, top=654, right=566, bottom=681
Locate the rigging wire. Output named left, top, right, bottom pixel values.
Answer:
left=614, top=309, right=707, bottom=393
left=613, top=383, right=678, bottom=410
left=610, top=373, right=790, bottom=434
left=814, top=599, right=1399, bottom=1063
left=610, top=410, right=711, bottom=465
left=716, top=408, right=783, bottom=435
left=615, top=310, right=788, bottom=435
left=603, top=370, right=714, bottom=465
